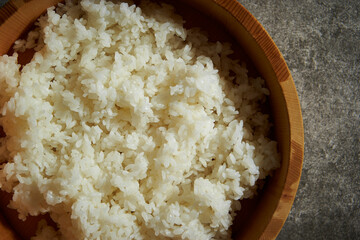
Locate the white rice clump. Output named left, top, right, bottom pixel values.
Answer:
left=0, top=0, right=280, bottom=239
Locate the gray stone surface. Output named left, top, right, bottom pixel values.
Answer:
left=238, top=0, right=360, bottom=239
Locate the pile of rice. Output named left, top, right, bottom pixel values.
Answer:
left=0, top=0, right=280, bottom=239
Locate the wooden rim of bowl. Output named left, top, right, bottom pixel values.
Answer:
left=0, top=0, right=304, bottom=240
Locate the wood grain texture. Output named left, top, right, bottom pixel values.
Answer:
left=0, top=0, right=62, bottom=55
left=214, top=0, right=290, bottom=83
left=0, top=0, right=304, bottom=239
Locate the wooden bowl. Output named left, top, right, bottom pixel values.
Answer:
left=0, top=0, right=304, bottom=239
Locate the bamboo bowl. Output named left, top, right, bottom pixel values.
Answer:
left=0, top=0, right=304, bottom=239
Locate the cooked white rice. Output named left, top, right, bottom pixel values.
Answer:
left=0, top=0, right=280, bottom=239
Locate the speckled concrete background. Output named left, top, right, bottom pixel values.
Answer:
left=238, top=0, right=360, bottom=239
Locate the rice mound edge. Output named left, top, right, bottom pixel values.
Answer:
left=0, top=0, right=280, bottom=239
